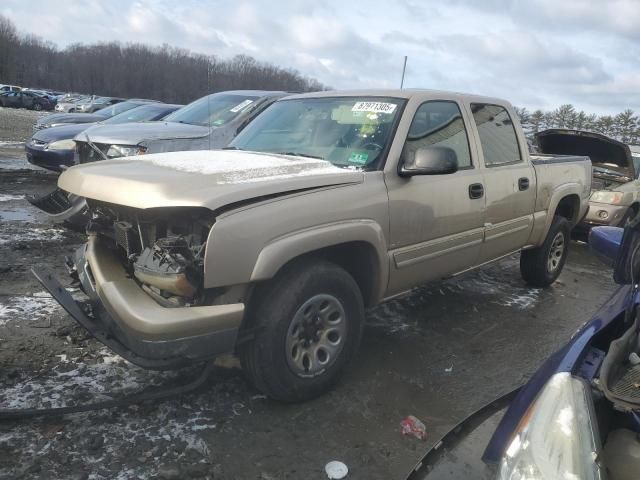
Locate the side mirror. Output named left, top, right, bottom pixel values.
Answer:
left=400, top=146, right=458, bottom=176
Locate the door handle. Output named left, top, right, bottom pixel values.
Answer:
left=469, top=183, right=484, bottom=199
left=518, top=177, right=530, bottom=191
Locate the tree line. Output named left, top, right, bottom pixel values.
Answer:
left=0, top=15, right=326, bottom=104
left=515, top=105, right=640, bottom=144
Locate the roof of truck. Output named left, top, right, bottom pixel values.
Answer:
left=284, top=88, right=510, bottom=104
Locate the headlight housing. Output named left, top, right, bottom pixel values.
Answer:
left=46, top=139, right=76, bottom=150
left=106, top=144, right=147, bottom=158
left=498, top=373, right=603, bottom=480
left=591, top=191, right=624, bottom=205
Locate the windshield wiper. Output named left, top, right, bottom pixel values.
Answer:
left=276, top=152, right=325, bottom=160
left=222, top=146, right=242, bottom=150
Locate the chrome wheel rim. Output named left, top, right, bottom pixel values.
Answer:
left=547, top=232, right=565, bottom=273
left=285, top=294, right=347, bottom=378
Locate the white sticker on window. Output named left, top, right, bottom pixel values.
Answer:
left=351, top=102, right=397, bottom=114
left=229, top=99, right=254, bottom=113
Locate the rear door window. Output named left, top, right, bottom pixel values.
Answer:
left=405, top=101, right=473, bottom=169
left=471, top=103, right=522, bottom=166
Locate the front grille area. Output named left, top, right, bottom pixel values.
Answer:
left=27, top=189, right=73, bottom=214
left=77, top=141, right=110, bottom=164
left=114, top=221, right=141, bottom=257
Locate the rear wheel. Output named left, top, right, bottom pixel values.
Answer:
left=33, top=103, right=42, bottom=111
left=239, top=259, right=364, bottom=402
left=520, top=216, right=570, bottom=287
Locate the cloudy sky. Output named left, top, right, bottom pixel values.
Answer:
left=3, top=0, right=639, bottom=114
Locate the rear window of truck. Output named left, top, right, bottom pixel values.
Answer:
left=471, top=103, right=521, bottom=167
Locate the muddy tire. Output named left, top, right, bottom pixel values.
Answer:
left=239, top=260, right=364, bottom=402
left=520, top=216, right=570, bottom=287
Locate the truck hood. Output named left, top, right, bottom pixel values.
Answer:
left=80, top=121, right=210, bottom=145
left=58, top=150, right=363, bottom=211
left=38, top=112, right=105, bottom=126
left=536, top=129, right=635, bottom=181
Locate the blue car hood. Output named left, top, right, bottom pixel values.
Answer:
left=33, top=123, right=96, bottom=142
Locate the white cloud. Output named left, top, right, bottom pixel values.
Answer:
left=1, top=0, right=639, bottom=114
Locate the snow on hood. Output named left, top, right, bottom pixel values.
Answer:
left=136, top=150, right=347, bottom=183
left=58, top=149, right=363, bottom=210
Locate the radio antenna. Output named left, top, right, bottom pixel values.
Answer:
left=400, top=56, right=408, bottom=89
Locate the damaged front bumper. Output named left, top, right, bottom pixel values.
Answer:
left=34, top=235, right=244, bottom=369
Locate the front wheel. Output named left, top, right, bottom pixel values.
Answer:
left=33, top=103, right=42, bottom=111
left=520, top=216, right=570, bottom=287
left=239, top=260, right=364, bottom=402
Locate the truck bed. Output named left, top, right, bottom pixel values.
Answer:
left=530, top=153, right=591, bottom=165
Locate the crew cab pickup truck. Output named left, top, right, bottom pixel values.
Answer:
left=38, top=89, right=591, bottom=402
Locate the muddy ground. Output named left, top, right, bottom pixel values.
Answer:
left=0, top=106, right=616, bottom=479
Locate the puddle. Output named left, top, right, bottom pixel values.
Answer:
left=0, top=156, right=39, bottom=171
left=0, top=208, right=36, bottom=222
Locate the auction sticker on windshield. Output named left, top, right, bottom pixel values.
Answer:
left=230, top=99, right=254, bottom=112
left=351, top=102, right=397, bottom=114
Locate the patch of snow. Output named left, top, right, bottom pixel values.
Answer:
left=0, top=293, right=60, bottom=326
left=0, top=194, right=24, bottom=201
left=0, top=355, right=222, bottom=480
left=137, top=149, right=346, bottom=182
left=0, top=227, right=65, bottom=244
left=0, top=140, right=24, bottom=147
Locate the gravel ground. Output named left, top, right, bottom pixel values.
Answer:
left=0, top=106, right=47, bottom=142
left=0, top=108, right=618, bottom=479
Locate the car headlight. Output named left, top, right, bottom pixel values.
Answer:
left=498, top=373, right=603, bottom=480
left=591, top=191, right=624, bottom=204
left=46, top=139, right=76, bottom=150
left=106, top=145, right=147, bottom=158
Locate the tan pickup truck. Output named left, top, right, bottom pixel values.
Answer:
left=38, top=89, right=591, bottom=401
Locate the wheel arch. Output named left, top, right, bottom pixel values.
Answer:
left=250, top=221, right=388, bottom=307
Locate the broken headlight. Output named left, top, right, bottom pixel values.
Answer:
left=106, top=144, right=147, bottom=158
left=591, top=191, right=624, bottom=205
left=498, top=373, right=603, bottom=480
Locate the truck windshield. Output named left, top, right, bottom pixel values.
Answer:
left=228, top=97, right=404, bottom=168
left=163, top=93, right=260, bottom=127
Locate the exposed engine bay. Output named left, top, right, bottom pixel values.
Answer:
left=586, top=312, right=640, bottom=480
left=85, top=200, right=214, bottom=307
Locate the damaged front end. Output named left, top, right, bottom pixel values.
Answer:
left=36, top=201, right=245, bottom=369
left=93, top=204, right=209, bottom=307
